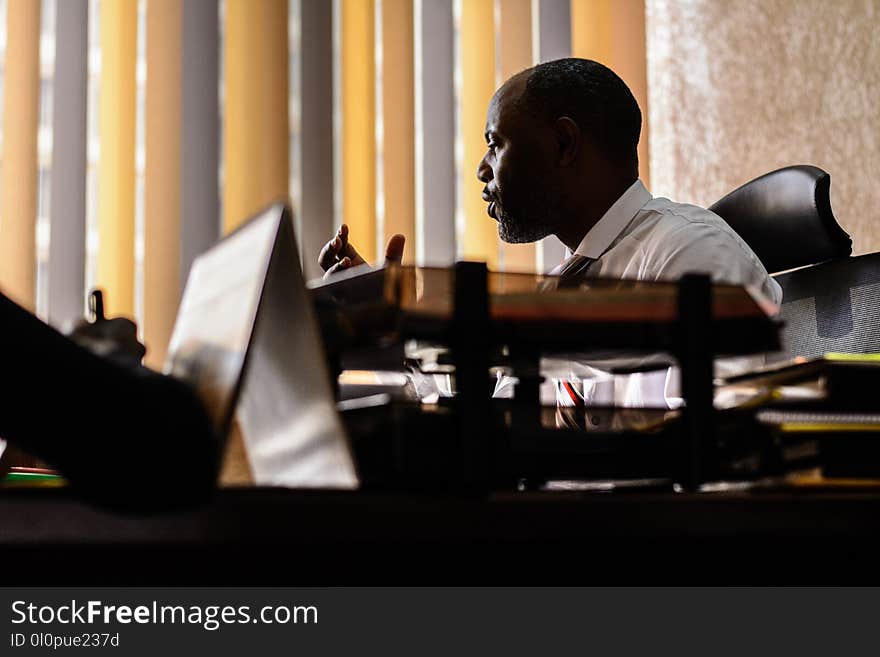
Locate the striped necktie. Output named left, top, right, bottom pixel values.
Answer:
left=556, top=254, right=596, bottom=287
left=554, top=253, right=596, bottom=415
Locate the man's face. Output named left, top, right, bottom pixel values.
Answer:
left=477, top=80, right=561, bottom=243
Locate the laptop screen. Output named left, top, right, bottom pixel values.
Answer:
left=165, top=203, right=358, bottom=489
left=164, top=204, right=279, bottom=438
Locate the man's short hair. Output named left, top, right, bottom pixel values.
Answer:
left=516, top=58, right=641, bottom=173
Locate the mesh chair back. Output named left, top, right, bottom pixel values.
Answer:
left=772, top=252, right=880, bottom=361
left=709, top=165, right=852, bottom=274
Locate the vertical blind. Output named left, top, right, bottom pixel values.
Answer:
left=0, top=0, right=648, bottom=366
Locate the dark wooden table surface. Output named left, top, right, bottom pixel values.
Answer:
left=3, top=487, right=880, bottom=584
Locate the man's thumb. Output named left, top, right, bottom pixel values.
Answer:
left=384, top=234, right=405, bottom=263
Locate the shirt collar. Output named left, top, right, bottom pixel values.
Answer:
left=572, top=179, right=653, bottom=259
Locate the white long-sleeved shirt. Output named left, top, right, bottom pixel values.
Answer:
left=550, top=179, right=781, bottom=302
left=497, top=179, right=781, bottom=408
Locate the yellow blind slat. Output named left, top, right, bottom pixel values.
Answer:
left=460, top=0, right=498, bottom=269
left=570, top=0, right=612, bottom=62
left=497, top=0, right=536, bottom=273
left=610, top=0, right=649, bottom=188
left=97, top=0, right=138, bottom=318
left=380, top=0, right=415, bottom=257
left=571, top=0, right=649, bottom=187
left=0, top=0, right=41, bottom=311
left=224, top=0, right=289, bottom=234
left=341, top=0, right=377, bottom=263
left=259, top=0, right=290, bottom=211
left=144, top=0, right=182, bottom=369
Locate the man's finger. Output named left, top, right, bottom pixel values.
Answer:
left=337, top=225, right=368, bottom=265
left=341, top=242, right=365, bottom=266
left=384, top=234, right=405, bottom=263
left=322, top=257, right=353, bottom=279
left=318, top=232, right=343, bottom=271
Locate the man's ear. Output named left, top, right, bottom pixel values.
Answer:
left=554, top=116, right=580, bottom=167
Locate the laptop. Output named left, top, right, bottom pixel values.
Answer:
left=164, top=202, right=358, bottom=489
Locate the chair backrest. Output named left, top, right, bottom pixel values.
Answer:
left=709, top=165, right=852, bottom=274
left=771, top=252, right=880, bottom=361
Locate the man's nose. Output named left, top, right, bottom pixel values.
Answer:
left=476, top=155, right=492, bottom=184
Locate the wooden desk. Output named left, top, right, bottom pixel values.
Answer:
left=3, top=487, right=880, bottom=584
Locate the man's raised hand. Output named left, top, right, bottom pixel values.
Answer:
left=318, top=224, right=365, bottom=275
left=319, top=224, right=405, bottom=278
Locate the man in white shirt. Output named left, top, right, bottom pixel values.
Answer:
left=475, top=58, right=779, bottom=300
left=320, top=58, right=780, bottom=408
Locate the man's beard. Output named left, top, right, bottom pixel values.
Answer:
left=494, top=196, right=558, bottom=244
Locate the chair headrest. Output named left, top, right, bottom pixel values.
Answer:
left=708, top=165, right=851, bottom=274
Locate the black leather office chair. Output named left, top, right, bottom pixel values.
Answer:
left=709, top=165, right=852, bottom=274
left=709, top=166, right=880, bottom=361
